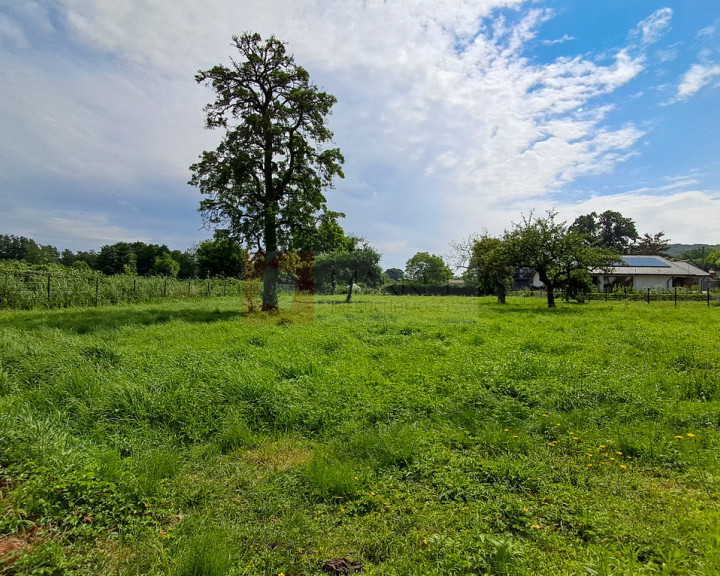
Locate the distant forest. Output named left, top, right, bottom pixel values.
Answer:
left=1, top=234, right=719, bottom=280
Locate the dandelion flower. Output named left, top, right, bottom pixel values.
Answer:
left=587, top=453, right=593, bottom=457
left=616, top=452, right=623, bottom=455
left=610, top=458, right=615, bottom=461
left=620, top=465, right=627, bottom=469
left=512, top=435, right=519, bottom=439
left=674, top=436, right=683, bottom=440
left=687, top=433, right=695, bottom=438
left=599, top=445, right=606, bottom=449
left=504, top=429, right=509, bottom=432
left=587, top=464, right=592, bottom=467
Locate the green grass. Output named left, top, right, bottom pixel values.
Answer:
left=1, top=295, right=719, bottom=574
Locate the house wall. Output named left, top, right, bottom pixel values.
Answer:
left=633, top=276, right=672, bottom=290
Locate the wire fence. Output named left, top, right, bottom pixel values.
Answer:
left=507, top=287, right=718, bottom=306
left=1, top=269, right=718, bottom=310
left=0, top=271, right=294, bottom=310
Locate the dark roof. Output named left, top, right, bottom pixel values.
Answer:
left=595, top=255, right=709, bottom=277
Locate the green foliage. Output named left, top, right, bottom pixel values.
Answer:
left=570, top=210, right=639, bottom=253
left=152, top=253, right=181, bottom=278
left=314, top=245, right=383, bottom=294
left=196, top=230, right=247, bottom=279
left=190, top=32, right=344, bottom=310
left=0, top=234, right=59, bottom=264
left=468, top=235, right=513, bottom=302
left=404, top=252, right=453, bottom=284
left=632, top=231, right=671, bottom=256
left=504, top=210, right=618, bottom=307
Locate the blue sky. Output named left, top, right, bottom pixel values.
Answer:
left=1, top=1, right=719, bottom=270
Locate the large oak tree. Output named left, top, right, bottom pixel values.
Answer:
left=189, top=33, right=344, bottom=310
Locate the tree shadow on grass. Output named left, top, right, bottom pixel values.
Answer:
left=0, top=306, right=243, bottom=334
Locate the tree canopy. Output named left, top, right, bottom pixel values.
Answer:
left=569, top=210, right=639, bottom=253
left=468, top=235, right=513, bottom=303
left=631, top=232, right=671, bottom=256
left=404, top=252, right=453, bottom=285
left=504, top=211, right=618, bottom=307
left=189, top=33, right=345, bottom=310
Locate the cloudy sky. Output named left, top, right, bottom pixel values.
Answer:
left=1, top=1, right=719, bottom=269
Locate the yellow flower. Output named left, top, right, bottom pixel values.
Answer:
left=504, top=429, right=509, bottom=432
left=512, top=435, right=519, bottom=439
left=620, top=465, right=627, bottom=469
left=687, top=433, right=695, bottom=438
left=616, top=451, right=623, bottom=455
left=542, top=414, right=548, bottom=417
left=599, top=445, right=606, bottom=449
left=610, top=458, right=615, bottom=461
left=587, top=464, right=592, bottom=467
left=587, top=453, right=593, bottom=457
left=674, top=436, right=683, bottom=440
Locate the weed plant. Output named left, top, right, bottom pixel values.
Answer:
left=0, top=296, right=719, bottom=574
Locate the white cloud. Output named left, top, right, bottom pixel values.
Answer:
left=675, top=63, right=720, bottom=101
left=0, top=208, right=151, bottom=250
left=636, top=7, right=673, bottom=46
left=541, top=34, right=576, bottom=46
left=3, top=1, right=709, bottom=266
left=559, top=189, right=720, bottom=245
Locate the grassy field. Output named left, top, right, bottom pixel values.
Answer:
left=1, top=295, right=719, bottom=575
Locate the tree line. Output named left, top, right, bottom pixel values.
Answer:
left=454, top=209, right=719, bottom=308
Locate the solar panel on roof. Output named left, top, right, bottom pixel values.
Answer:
left=619, top=256, right=671, bottom=267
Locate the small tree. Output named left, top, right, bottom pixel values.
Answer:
left=404, top=252, right=452, bottom=285
left=152, top=253, right=180, bottom=278
left=314, top=244, right=382, bottom=302
left=631, top=232, right=671, bottom=256
left=196, top=230, right=247, bottom=278
left=468, top=235, right=513, bottom=303
left=504, top=211, right=617, bottom=308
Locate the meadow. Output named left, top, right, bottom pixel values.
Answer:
left=1, top=295, right=719, bottom=575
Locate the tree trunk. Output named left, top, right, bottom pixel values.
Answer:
left=538, top=270, right=556, bottom=308
left=262, top=207, right=279, bottom=311
left=495, top=281, right=507, bottom=304
left=346, top=271, right=356, bottom=303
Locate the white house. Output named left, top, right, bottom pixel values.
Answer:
left=593, top=255, right=710, bottom=291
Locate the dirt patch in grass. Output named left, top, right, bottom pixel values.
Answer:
left=241, top=440, right=314, bottom=472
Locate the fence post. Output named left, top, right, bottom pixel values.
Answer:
left=674, top=286, right=677, bottom=306
left=709, top=286, right=711, bottom=307
left=95, top=277, right=99, bottom=307
left=647, top=288, right=650, bottom=304
left=47, top=274, right=51, bottom=303
left=223, top=282, right=226, bottom=297
left=207, top=280, right=210, bottom=297
left=188, top=281, right=191, bottom=297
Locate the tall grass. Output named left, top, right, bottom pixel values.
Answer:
left=0, top=296, right=719, bottom=574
